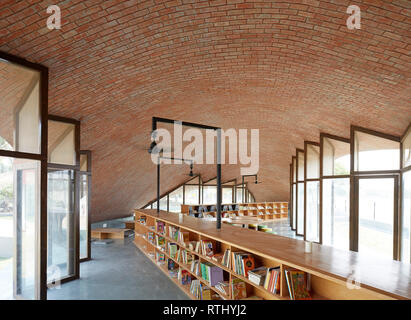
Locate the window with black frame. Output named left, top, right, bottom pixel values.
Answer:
left=0, top=54, right=47, bottom=300
left=320, top=133, right=350, bottom=251
left=351, top=126, right=401, bottom=260
left=305, top=141, right=320, bottom=243
left=47, top=116, right=80, bottom=283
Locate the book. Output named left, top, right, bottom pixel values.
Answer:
left=168, top=243, right=178, bottom=259
left=215, top=281, right=229, bottom=296
left=195, top=241, right=200, bottom=253
left=248, top=266, right=267, bottom=286
left=167, top=258, right=176, bottom=270
left=169, top=226, right=179, bottom=241
left=241, top=255, right=255, bottom=277
left=231, top=278, right=247, bottom=299
left=211, top=253, right=224, bottom=264
left=201, top=286, right=212, bottom=300
left=222, top=249, right=231, bottom=268
left=156, top=221, right=165, bottom=234
left=139, top=216, right=147, bottom=225
left=156, top=252, right=165, bottom=264
left=155, top=235, right=165, bottom=249
left=147, top=232, right=154, bottom=243
left=201, top=241, right=214, bottom=257
left=178, top=231, right=190, bottom=244
left=289, top=270, right=311, bottom=300
left=181, top=270, right=192, bottom=285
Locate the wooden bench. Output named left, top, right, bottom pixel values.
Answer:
left=91, top=228, right=131, bottom=239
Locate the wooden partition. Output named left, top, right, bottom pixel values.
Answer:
left=133, top=209, right=410, bottom=300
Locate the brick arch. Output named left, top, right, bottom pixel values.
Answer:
left=1, top=0, right=410, bottom=221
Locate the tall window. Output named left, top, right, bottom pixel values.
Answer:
left=352, top=126, right=401, bottom=260
left=321, top=134, right=350, bottom=250
left=79, top=151, right=91, bottom=261
left=401, top=125, right=411, bottom=263
left=203, top=178, right=217, bottom=204
left=291, top=156, right=297, bottom=230
left=47, top=116, right=80, bottom=283
left=168, top=186, right=183, bottom=212
left=305, top=142, right=320, bottom=242
left=296, top=149, right=304, bottom=236
left=184, top=176, right=200, bottom=205
left=0, top=54, right=47, bottom=300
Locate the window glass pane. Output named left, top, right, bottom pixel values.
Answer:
left=236, top=187, right=243, bottom=203
left=306, top=145, right=320, bottom=179
left=292, top=184, right=296, bottom=229
left=358, top=178, right=394, bottom=259
left=160, top=196, right=167, bottom=211
left=402, top=171, right=410, bottom=263
left=185, top=185, right=199, bottom=205
left=354, top=131, right=400, bottom=171
left=306, top=181, right=319, bottom=242
left=48, top=121, right=76, bottom=166
left=152, top=201, right=157, bottom=209
left=168, top=186, right=183, bottom=212
left=0, top=157, right=40, bottom=299
left=203, top=186, right=216, bottom=204
left=322, top=178, right=350, bottom=250
left=292, top=158, right=296, bottom=183
left=47, top=169, right=75, bottom=281
left=0, top=61, right=41, bottom=154
left=79, top=174, right=88, bottom=260
left=403, top=128, right=411, bottom=168
left=222, top=187, right=232, bottom=203
left=297, top=182, right=304, bottom=235
left=297, top=151, right=304, bottom=181
left=80, top=154, right=88, bottom=172
left=322, top=137, right=350, bottom=176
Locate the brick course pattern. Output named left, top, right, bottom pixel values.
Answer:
left=1, top=0, right=410, bottom=222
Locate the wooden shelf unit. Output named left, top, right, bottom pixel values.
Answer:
left=133, top=209, right=410, bottom=300
left=181, top=202, right=288, bottom=220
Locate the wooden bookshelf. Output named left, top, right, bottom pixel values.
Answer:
left=181, top=202, right=288, bottom=220
left=133, top=209, right=410, bottom=300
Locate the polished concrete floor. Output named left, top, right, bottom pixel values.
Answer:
left=263, top=218, right=303, bottom=240
left=48, top=216, right=300, bottom=300
left=48, top=233, right=189, bottom=300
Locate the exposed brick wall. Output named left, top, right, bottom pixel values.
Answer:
left=1, top=0, right=410, bottom=222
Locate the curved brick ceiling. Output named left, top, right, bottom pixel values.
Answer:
left=1, top=0, right=410, bottom=222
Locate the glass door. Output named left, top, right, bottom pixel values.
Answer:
left=47, top=169, right=76, bottom=282
left=13, top=160, right=41, bottom=300
left=354, top=176, right=398, bottom=260
left=79, top=174, right=89, bottom=260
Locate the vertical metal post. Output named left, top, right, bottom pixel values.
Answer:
left=157, top=157, right=160, bottom=213
left=216, top=129, right=222, bottom=229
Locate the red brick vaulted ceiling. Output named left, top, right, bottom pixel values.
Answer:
left=1, top=0, right=410, bottom=222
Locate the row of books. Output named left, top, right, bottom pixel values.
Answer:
left=190, top=280, right=213, bottom=300
left=181, top=250, right=194, bottom=265
left=178, top=268, right=192, bottom=285
left=232, top=252, right=255, bottom=277
left=200, top=240, right=214, bottom=257
left=200, top=262, right=224, bottom=287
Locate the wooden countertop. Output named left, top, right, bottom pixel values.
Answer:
left=136, top=209, right=411, bottom=300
